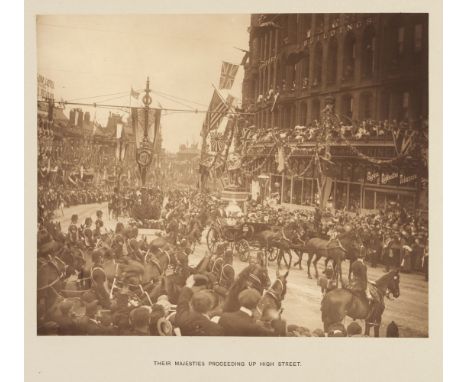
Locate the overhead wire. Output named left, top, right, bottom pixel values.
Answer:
left=67, top=90, right=131, bottom=102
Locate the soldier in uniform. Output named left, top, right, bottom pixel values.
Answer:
left=67, top=214, right=80, bottom=245
left=94, top=210, right=104, bottom=238
left=90, top=250, right=111, bottom=309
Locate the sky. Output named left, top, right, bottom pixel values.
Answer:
left=37, top=14, right=250, bottom=152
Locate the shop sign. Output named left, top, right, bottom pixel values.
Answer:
left=381, top=171, right=399, bottom=185
left=366, top=170, right=380, bottom=184
left=399, top=173, right=418, bottom=187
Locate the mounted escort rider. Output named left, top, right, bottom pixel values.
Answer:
left=348, top=249, right=381, bottom=324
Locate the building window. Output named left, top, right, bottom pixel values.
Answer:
left=315, top=14, right=324, bottom=34
left=327, top=38, right=338, bottom=84
left=343, top=32, right=356, bottom=81
left=311, top=99, right=321, bottom=122
left=414, top=24, right=423, bottom=52
left=362, top=26, right=376, bottom=78
left=401, top=91, right=410, bottom=120
left=302, top=55, right=310, bottom=88
left=288, top=14, right=297, bottom=44
left=331, top=14, right=340, bottom=29
left=290, top=104, right=296, bottom=127
left=360, top=92, right=373, bottom=120
left=283, top=106, right=290, bottom=129
left=342, top=94, right=353, bottom=121
left=291, top=64, right=297, bottom=90
left=313, top=43, right=323, bottom=86
left=301, top=14, right=312, bottom=42
left=281, top=64, right=287, bottom=91
left=397, top=26, right=405, bottom=55
left=300, top=102, right=308, bottom=125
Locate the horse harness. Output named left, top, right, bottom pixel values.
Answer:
left=37, top=255, right=67, bottom=292
left=219, top=263, right=235, bottom=287
left=280, top=226, right=305, bottom=246
left=145, top=249, right=171, bottom=276
left=323, top=238, right=348, bottom=254
left=264, top=279, right=284, bottom=308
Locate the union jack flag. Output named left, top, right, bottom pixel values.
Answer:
left=219, top=61, right=239, bottom=89
left=210, top=132, right=225, bottom=152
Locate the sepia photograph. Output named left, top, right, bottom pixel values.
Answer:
left=36, top=13, right=429, bottom=338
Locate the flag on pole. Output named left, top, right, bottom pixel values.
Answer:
left=115, top=122, right=125, bottom=161
left=219, top=61, right=239, bottom=89
left=201, top=90, right=233, bottom=136
left=210, top=131, right=225, bottom=152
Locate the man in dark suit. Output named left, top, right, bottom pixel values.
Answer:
left=174, top=276, right=224, bottom=336
left=349, top=252, right=369, bottom=300
left=219, top=289, right=285, bottom=336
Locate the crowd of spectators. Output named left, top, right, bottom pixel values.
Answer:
left=38, top=185, right=110, bottom=224
left=222, top=197, right=429, bottom=278
left=243, top=117, right=428, bottom=145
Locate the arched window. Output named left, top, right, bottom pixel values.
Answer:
left=327, top=38, right=338, bottom=84
left=360, top=92, right=373, bottom=120
left=343, top=32, right=356, bottom=81
left=362, top=26, right=376, bottom=78
left=313, top=43, right=323, bottom=86
left=342, top=94, right=353, bottom=121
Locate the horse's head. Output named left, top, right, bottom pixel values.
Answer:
left=59, top=246, right=85, bottom=274
left=271, top=269, right=289, bottom=301
left=386, top=270, right=400, bottom=298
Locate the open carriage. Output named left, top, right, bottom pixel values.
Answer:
left=206, top=220, right=278, bottom=262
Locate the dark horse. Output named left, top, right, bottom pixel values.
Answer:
left=255, top=269, right=289, bottom=322
left=38, top=256, right=66, bottom=312
left=223, top=263, right=271, bottom=313
left=303, top=231, right=363, bottom=285
left=321, top=270, right=400, bottom=337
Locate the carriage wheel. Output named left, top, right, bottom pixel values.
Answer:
left=267, top=247, right=279, bottom=262
left=206, top=227, right=219, bottom=253
left=236, top=239, right=250, bottom=262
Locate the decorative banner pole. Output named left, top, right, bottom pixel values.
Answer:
left=136, top=77, right=153, bottom=186
left=143, top=77, right=151, bottom=139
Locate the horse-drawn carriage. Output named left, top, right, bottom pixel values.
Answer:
left=206, top=219, right=280, bottom=262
